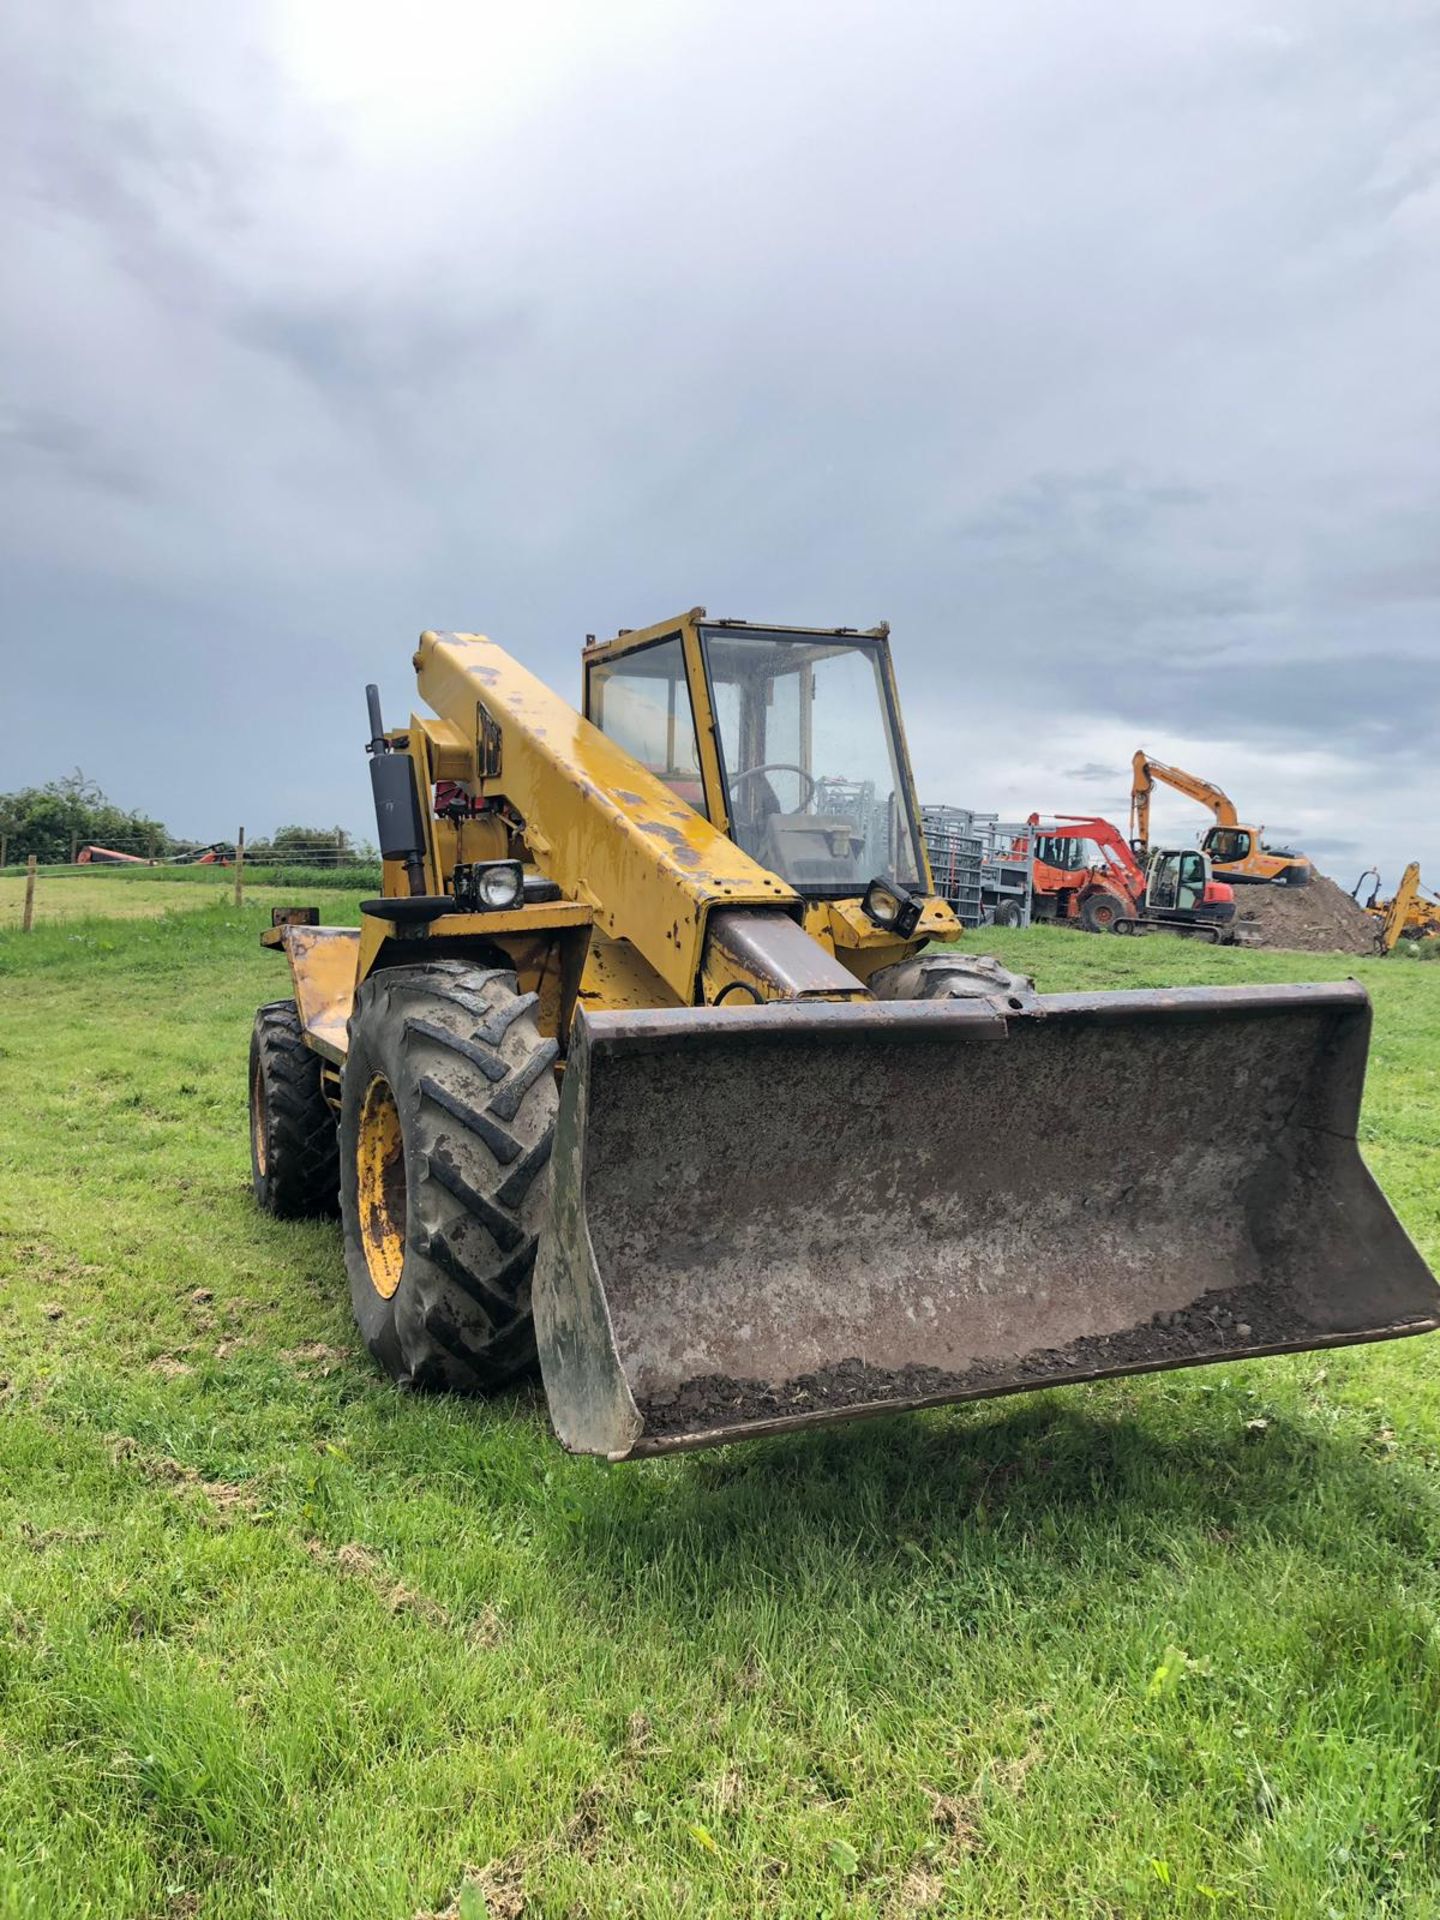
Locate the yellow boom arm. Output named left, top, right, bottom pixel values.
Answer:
left=413, top=628, right=859, bottom=1006
left=1130, top=749, right=1239, bottom=847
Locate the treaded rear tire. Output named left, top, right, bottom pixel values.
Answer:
left=339, top=960, right=559, bottom=1393
left=249, top=1000, right=339, bottom=1218
left=1080, top=890, right=1126, bottom=934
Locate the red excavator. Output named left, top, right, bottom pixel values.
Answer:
left=1025, top=814, right=1245, bottom=940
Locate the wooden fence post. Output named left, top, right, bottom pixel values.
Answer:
left=70, top=830, right=79, bottom=865
left=22, top=854, right=37, bottom=933
left=235, top=828, right=245, bottom=908
left=0, top=833, right=7, bottom=872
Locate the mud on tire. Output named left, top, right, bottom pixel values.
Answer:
left=1080, top=890, right=1125, bottom=933
left=249, top=1000, right=339, bottom=1218
left=339, top=960, right=558, bottom=1392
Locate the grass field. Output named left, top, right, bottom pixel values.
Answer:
left=0, top=875, right=314, bottom=929
left=2, top=897, right=1439, bottom=1919
left=0, top=865, right=380, bottom=928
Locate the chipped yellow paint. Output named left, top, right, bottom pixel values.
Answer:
left=412, top=712, right=475, bottom=782
left=577, top=928, right=684, bottom=1012
left=820, top=895, right=961, bottom=948
left=356, top=1073, right=406, bottom=1300
left=270, top=613, right=965, bottom=1070
left=280, top=926, right=361, bottom=1063
left=415, top=628, right=798, bottom=1005
left=355, top=899, right=596, bottom=987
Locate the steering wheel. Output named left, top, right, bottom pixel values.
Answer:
left=730, top=762, right=817, bottom=809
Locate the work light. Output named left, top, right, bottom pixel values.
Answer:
left=475, top=860, right=524, bottom=911
left=862, top=876, right=922, bottom=940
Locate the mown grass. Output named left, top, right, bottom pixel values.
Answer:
left=1, top=909, right=1439, bottom=1919
left=0, top=874, right=341, bottom=929
left=0, top=860, right=379, bottom=909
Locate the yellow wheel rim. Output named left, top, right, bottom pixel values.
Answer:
left=357, top=1073, right=406, bottom=1300
left=251, top=1058, right=268, bottom=1177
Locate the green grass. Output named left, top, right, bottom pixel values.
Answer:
left=0, top=874, right=351, bottom=929
left=2, top=911, right=1439, bottom=1919
left=0, top=861, right=380, bottom=892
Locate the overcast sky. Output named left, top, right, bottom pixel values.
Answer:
left=3, top=0, right=1436, bottom=885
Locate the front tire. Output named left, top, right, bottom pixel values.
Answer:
left=1080, top=890, right=1126, bottom=934
left=339, top=961, right=558, bottom=1392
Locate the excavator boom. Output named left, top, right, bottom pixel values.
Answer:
left=1131, top=749, right=1313, bottom=888
left=1131, top=750, right=1239, bottom=844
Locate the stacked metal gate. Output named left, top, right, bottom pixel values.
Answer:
left=921, top=806, right=990, bottom=926
left=922, top=806, right=1035, bottom=927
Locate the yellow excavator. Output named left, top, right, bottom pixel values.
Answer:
left=248, top=613, right=1437, bottom=1458
left=1131, top=751, right=1315, bottom=887
left=1355, top=863, right=1440, bottom=952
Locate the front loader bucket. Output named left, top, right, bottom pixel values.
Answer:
left=532, top=983, right=1439, bottom=1459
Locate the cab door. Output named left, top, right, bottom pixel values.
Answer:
left=1147, top=853, right=1179, bottom=911
left=1177, top=851, right=1206, bottom=911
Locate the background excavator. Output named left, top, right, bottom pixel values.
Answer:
left=247, top=611, right=1437, bottom=1459
left=1024, top=813, right=1246, bottom=939
left=1131, top=750, right=1314, bottom=887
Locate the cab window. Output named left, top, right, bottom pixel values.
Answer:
left=1207, top=827, right=1251, bottom=863
left=698, top=628, right=923, bottom=893
left=586, top=635, right=707, bottom=817
left=1149, top=854, right=1179, bottom=910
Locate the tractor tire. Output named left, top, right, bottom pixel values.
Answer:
left=1080, top=891, right=1126, bottom=934
left=992, top=901, right=1024, bottom=928
left=249, top=1000, right=339, bottom=1218
left=339, top=960, right=558, bottom=1393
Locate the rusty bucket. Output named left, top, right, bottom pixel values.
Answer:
left=532, top=981, right=1438, bottom=1459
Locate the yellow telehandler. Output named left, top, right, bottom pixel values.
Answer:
left=249, top=612, right=1438, bottom=1458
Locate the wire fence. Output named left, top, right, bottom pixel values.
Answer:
left=1, top=830, right=381, bottom=931
left=0, top=830, right=379, bottom=873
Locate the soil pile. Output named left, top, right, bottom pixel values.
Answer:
left=1239, top=873, right=1377, bottom=954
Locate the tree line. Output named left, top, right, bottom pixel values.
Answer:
left=0, top=773, right=375, bottom=868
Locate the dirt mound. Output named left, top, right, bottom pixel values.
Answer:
left=1239, top=873, right=1377, bottom=955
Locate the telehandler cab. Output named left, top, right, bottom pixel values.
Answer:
left=249, top=612, right=1439, bottom=1458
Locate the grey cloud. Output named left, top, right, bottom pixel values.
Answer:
left=1302, top=836, right=1366, bottom=861
left=1063, top=763, right=1125, bottom=785
left=0, top=0, right=1436, bottom=879
left=232, top=294, right=536, bottom=401
left=0, top=406, right=151, bottom=498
